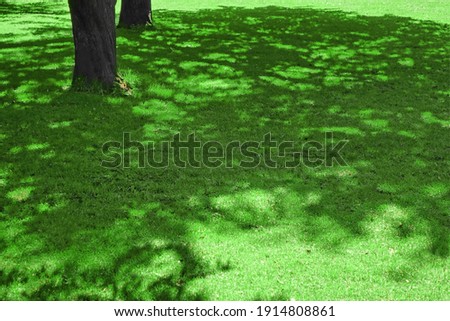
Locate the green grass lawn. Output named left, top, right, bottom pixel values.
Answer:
left=149, top=0, right=450, bottom=24
left=0, top=1, right=449, bottom=300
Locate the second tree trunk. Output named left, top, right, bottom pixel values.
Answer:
left=119, top=0, right=153, bottom=28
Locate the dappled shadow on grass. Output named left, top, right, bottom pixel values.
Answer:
left=117, top=6, right=449, bottom=255
left=0, top=4, right=449, bottom=300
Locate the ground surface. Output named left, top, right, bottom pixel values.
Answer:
left=0, top=1, right=449, bottom=300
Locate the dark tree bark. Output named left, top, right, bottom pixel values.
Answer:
left=68, top=0, right=117, bottom=89
left=118, top=0, right=153, bottom=28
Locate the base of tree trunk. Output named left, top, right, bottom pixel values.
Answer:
left=117, top=20, right=155, bottom=29
left=70, top=76, right=132, bottom=95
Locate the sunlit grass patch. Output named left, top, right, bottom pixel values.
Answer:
left=7, top=186, right=35, bottom=202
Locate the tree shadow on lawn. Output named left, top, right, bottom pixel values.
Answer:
left=0, top=5, right=449, bottom=300
left=119, top=5, right=449, bottom=254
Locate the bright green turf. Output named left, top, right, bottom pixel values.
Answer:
left=0, top=1, right=449, bottom=300
left=150, top=0, right=450, bottom=24
left=6, top=0, right=450, bottom=24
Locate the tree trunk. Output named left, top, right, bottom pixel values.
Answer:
left=118, top=0, right=153, bottom=28
left=68, top=0, right=117, bottom=89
